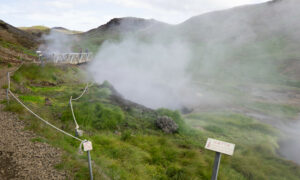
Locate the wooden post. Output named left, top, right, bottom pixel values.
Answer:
left=6, top=72, right=10, bottom=104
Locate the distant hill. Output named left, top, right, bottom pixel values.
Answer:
left=19, top=25, right=50, bottom=38
left=176, top=0, right=300, bottom=82
left=20, top=26, right=82, bottom=37
left=83, top=17, right=168, bottom=36
left=77, top=0, right=300, bottom=84
left=179, top=0, right=299, bottom=43
left=51, top=27, right=82, bottom=34
left=75, top=17, right=169, bottom=52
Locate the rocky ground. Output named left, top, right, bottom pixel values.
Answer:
left=0, top=66, right=66, bottom=179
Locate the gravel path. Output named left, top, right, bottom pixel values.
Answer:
left=0, top=66, right=66, bottom=179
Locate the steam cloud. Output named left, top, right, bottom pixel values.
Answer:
left=39, top=29, right=75, bottom=54
left=87, top=0, right=300, bottom=165
left=88, top=37, right=197, bottom=109
left=37, top=0, right=300, bottom=165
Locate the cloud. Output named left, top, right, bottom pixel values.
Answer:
left=0, top=0, right=270, bottom=31
left=105, top=0, right=270, bottom=13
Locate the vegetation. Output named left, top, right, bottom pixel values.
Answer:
left=0, top=39, right=38, bottom=57
left=3, top=63, right=300, bottom=180
left=245, top=102, right=300, bottom=119
left=19, top=25, right=50, bottom=31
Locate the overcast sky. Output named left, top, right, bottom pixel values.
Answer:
left=1, top=0, right=270, bottom=31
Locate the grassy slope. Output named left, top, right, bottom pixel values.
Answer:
left=2, top=63, right=300, bottom=180
left=0, top=20, right=38, bottom=64
left=0, top=39, right=37, bottom=57
left=19, top=25, right=50, bottom=31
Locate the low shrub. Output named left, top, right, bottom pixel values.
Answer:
left=93, top=104, right=125, bottom=130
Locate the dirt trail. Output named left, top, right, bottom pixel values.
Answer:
left=0, top=66, right=66, bottom=179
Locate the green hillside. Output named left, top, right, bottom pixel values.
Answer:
left=2, top=63, right=300, bottom=179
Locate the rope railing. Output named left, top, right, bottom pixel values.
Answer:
left=6, top=63, right=24, bottom=104
left=8, top=89, right=84, bottom=142
left=72, top=83, right=89, bottom=101
left=70, top=96, right=80, bottom=130
left=69, top=83, right=91, bottom=136
left=5, top=63, right=94, bottom=180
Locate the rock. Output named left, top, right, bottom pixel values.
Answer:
left=181, top=106, right=193, bottom=114
left=114, top=130, right=121, bottom=136
left=156, top=116, right=178, bottom=134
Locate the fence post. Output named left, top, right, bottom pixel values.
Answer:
left=82, top=140, right=93, bottom=180
left=87, top=150, right=93, bottom=180
left=6, top=72, right=10, bottom=104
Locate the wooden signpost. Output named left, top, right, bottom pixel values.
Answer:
left=205, top=138, right=235, bottom=180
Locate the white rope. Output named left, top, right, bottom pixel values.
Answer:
left=7, top=63, right=24, bottom=88
left=70, top=96, right=79, bottom=129
left=72, top=83, right=89, bottom=101
left=78, top=139, right=88, bottom=154
left=6, top=63, right=93, bottom=159
left=69, top=82, right=93, bottom=131
left=8, top=89, right=83, bottom=142
left=11, top=62, right=24, bottom=73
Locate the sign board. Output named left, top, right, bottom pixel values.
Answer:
left=205, top=138, right=235, bottom=156
left=83, top=141, right=93, bottom=151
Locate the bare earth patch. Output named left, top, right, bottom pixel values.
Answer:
left=0, top=67, right=66, bottom=179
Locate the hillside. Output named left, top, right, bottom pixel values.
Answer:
left=0, top=20, right=38, bottom=49
left=2, top=63, right=300, bottom=179
left=73, top=0, right=300, bottom=172
left=51, top=27, right=82, bottom=34
left=0, top=20, right=38, bottom=64
left=75, top=0, right=300, bottom=84
left=74, top=17, right=170, bottom=53
left=1, top=0, right=300, bottom=179
left=20, top=26, right=82, bottom=37
left=178, top=0, right=300, bottom=82
left=19, top=25, right=50, bottom=37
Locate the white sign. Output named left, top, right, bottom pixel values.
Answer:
left=205, top=138, right=235, bottom=156
left=83, top=141, right=93, bottom=151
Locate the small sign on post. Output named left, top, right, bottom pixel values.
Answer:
left=205, top=138, right=235, bottom=180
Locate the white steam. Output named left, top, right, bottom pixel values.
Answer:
left=39, top=29, right=74, bottom=54
left=86, top=0, right=300, bottom=165
left=88, top=37, right=197, bottom=109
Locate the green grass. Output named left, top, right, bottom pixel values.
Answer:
left=5, top=63, right=300, bottom=180
left=3, top=100, right=24, bottom=113
left=185, top=112, right=300, bottom=180
left=246, top=102, right=300, bottom=119
left=19, top=95, right=45, bottom=104
left=0, top=39, right=37, bottom=57
left=19, top=25, right=50, bottom=31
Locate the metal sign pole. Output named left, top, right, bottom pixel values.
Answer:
left=87, top=150, right=93, bottom=180
left=83, top=141, right=93, bottom=180
left=205, top=138, right=235, bottom=180
left=211, top=152, right=221, bottom=180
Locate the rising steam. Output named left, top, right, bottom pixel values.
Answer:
left=38, top=0, right=300, bottom=165
left=88, top=37, right=196, bottom=109
left=39, top=29, right=75, bottom=54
